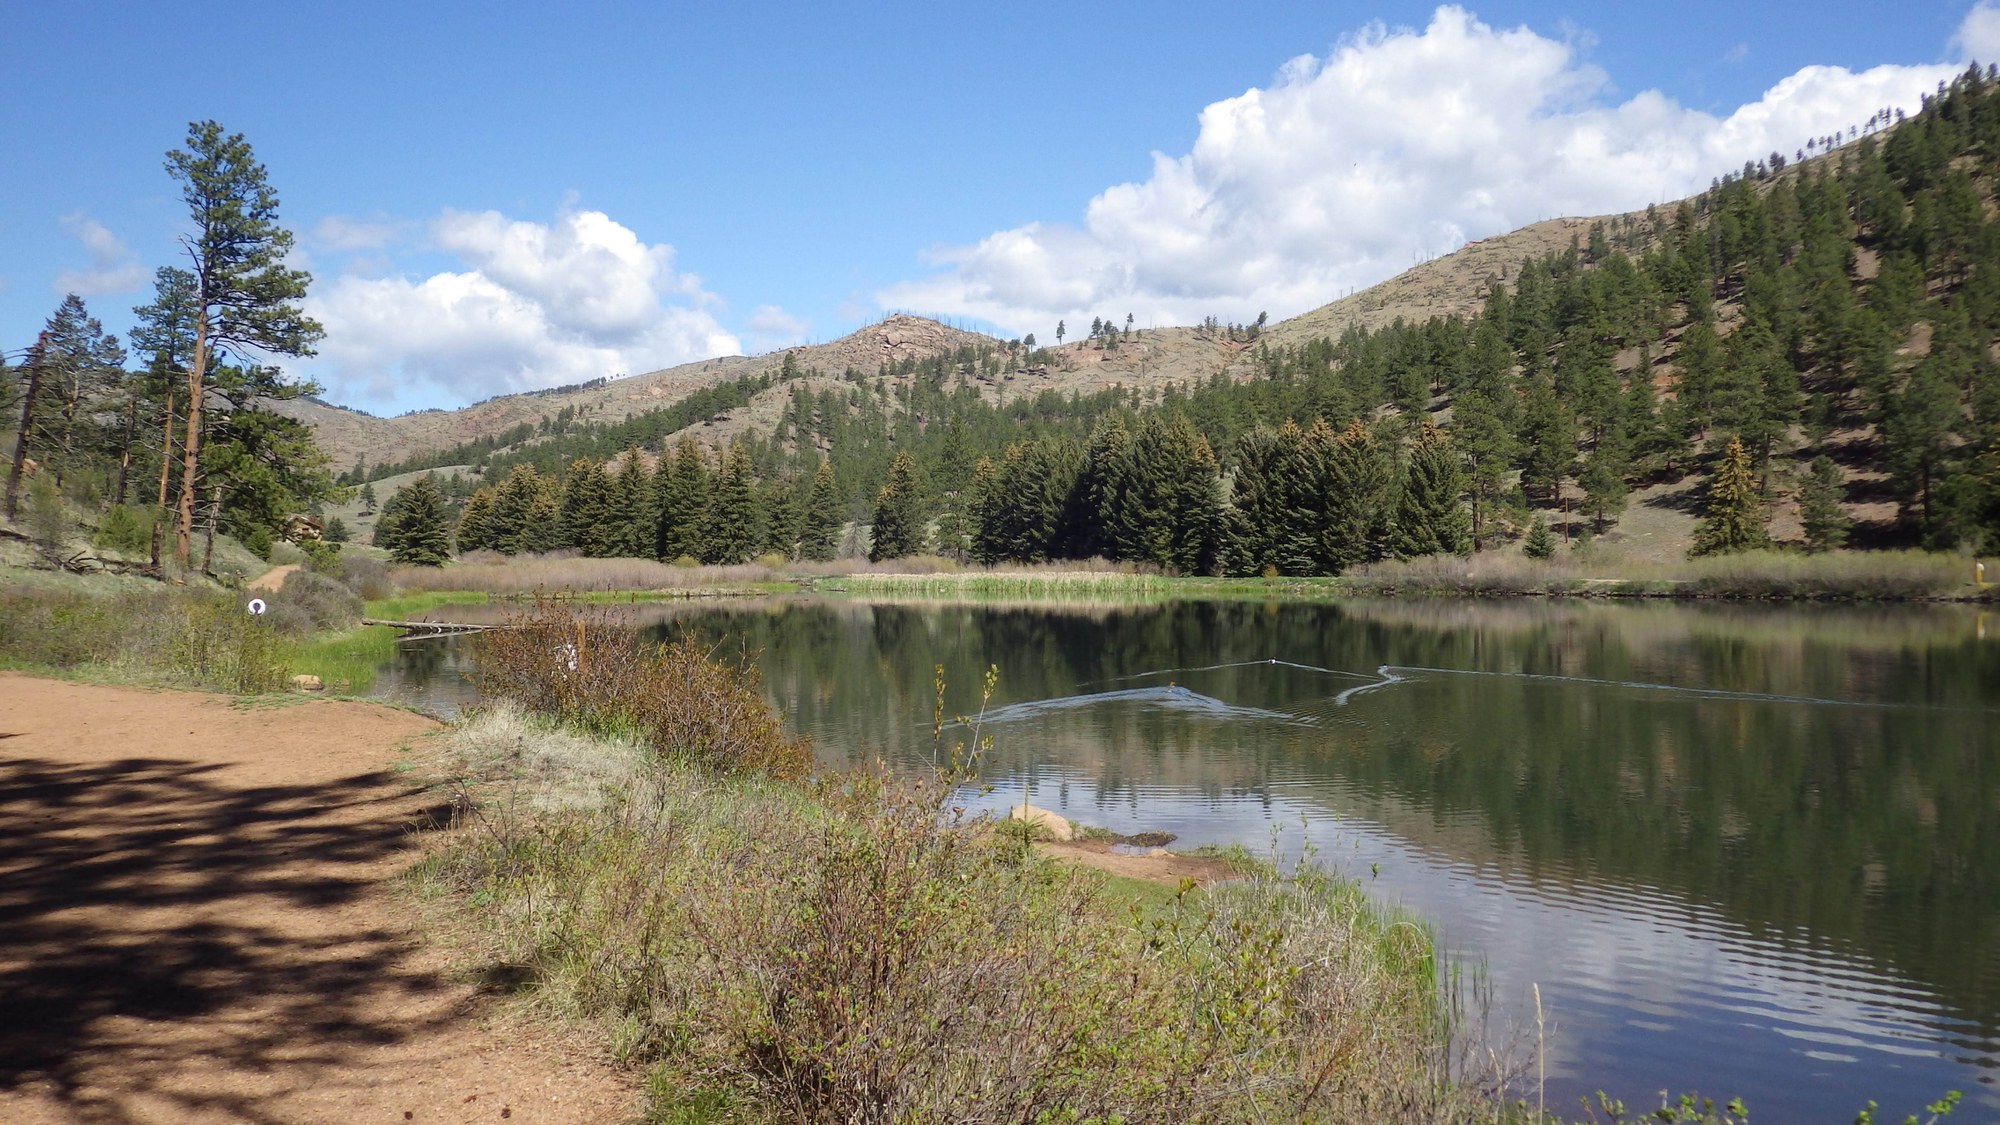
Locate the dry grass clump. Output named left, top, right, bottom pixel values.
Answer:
left=394, top=552, right=786, bottom=594
left=474, top=602, right=811, bottom=778
left=1350, top=548, right=1984, bottom=601
left=1678, top=549, right=1973, bottom=600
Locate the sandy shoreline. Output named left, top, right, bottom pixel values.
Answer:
left=0, top=673, right=637, bottom=1124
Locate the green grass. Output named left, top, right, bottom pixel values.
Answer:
left=285, top=624, right=402, bottom=693
left=363, top=590, right=491, bottom=619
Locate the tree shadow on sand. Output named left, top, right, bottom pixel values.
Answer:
left=0, top=753, right=462, bottom=1123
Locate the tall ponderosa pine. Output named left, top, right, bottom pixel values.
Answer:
left=868, top=450, right=924, bottom=562
left=1691, top=437, right=1767, bottom=556
left=798, top=459, right=842, bottom=562
left=1393, top=421, right=1471, bottom=558
left=165, top=121, right=323, bottom=567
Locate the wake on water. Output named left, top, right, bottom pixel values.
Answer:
left=949, top=657, right=1962, bottom=732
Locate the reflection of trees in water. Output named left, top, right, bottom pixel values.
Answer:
left=665, top=597, right=2000, bottom=1041
left=391, top=636, right=462, bottom=689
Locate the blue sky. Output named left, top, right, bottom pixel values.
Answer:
left=3, top=2, right=1993, bottom=415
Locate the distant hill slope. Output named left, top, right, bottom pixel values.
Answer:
left=295, top=208, right=1637, bottom=471
left=281, top=315, right=993, bottom=470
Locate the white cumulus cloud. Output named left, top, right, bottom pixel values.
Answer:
left=306, top=207, right=741, bottom=411
left=744, top=305, right=811, bottom=352
left=878, top=4, right=1963, bottom=337
left=1954, top=1, right=2000, bottom=65
left=53, top=213, right=148, bottom=297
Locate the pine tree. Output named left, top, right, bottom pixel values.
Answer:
left=656, top=436, right=711, bottom=561
left=1691, top=437, right=1767, bottom=556
left=1518, top=375, right=1577, bottom=503
left=358, top=481, right=377, bottom=513
left=702, top=444, right=761, bottom=565
left=868, top=450, right=924, bottom=562
left=1393, top=420, right=1471, bottom=558
left=1798, top=455, right=1851, bottom=552
left=798, top=458, right=842, bottom=562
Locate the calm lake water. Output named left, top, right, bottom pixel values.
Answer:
left=373, top=596, right=2000, bottom=1122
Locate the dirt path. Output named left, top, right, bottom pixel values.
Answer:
left=0, top=674, right=638, bottom=1124
left=246, top=564, right=300, bottom=592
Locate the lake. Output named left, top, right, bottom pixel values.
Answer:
left=371, top=595, right=2000, bottom=1121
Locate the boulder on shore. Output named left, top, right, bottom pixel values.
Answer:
left=1008, top=803, right=1073, bottom=841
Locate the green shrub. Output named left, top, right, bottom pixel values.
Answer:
left=162, top=593, right=291, bottom=693
left=93, top=504, right=154, bottom=555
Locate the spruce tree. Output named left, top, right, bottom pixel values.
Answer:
left=455, top=486, right=495, bottom=553
left=702, top=444, right=761, bottom=565
left=761, top=478, right=800, bottom=559
left=382, top=475, right=451, bottom=566
left=1798, top=455, right=1851, bottom=552
left=1322, top=419, right=1393, bottom=572
left=559, top=457, right=617, bottom=556
left=656, top=436, right=711, bottom=561
left=1393, top=420, right=1471, bottom=558
left=868, top=450, right=924, bottom=562
left=1523, top=515, right=1558, bottom=560
left=611, top=449, right=655, bottom=557
left=798, top=458, right=842, bottom=562
left=1691, top=437, right=1768, bottom=556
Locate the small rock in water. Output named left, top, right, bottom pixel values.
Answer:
left=1008, top=803, right=1074, bottom=841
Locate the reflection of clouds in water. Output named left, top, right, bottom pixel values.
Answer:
left=957, top=764, right=1998, bottom=1117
